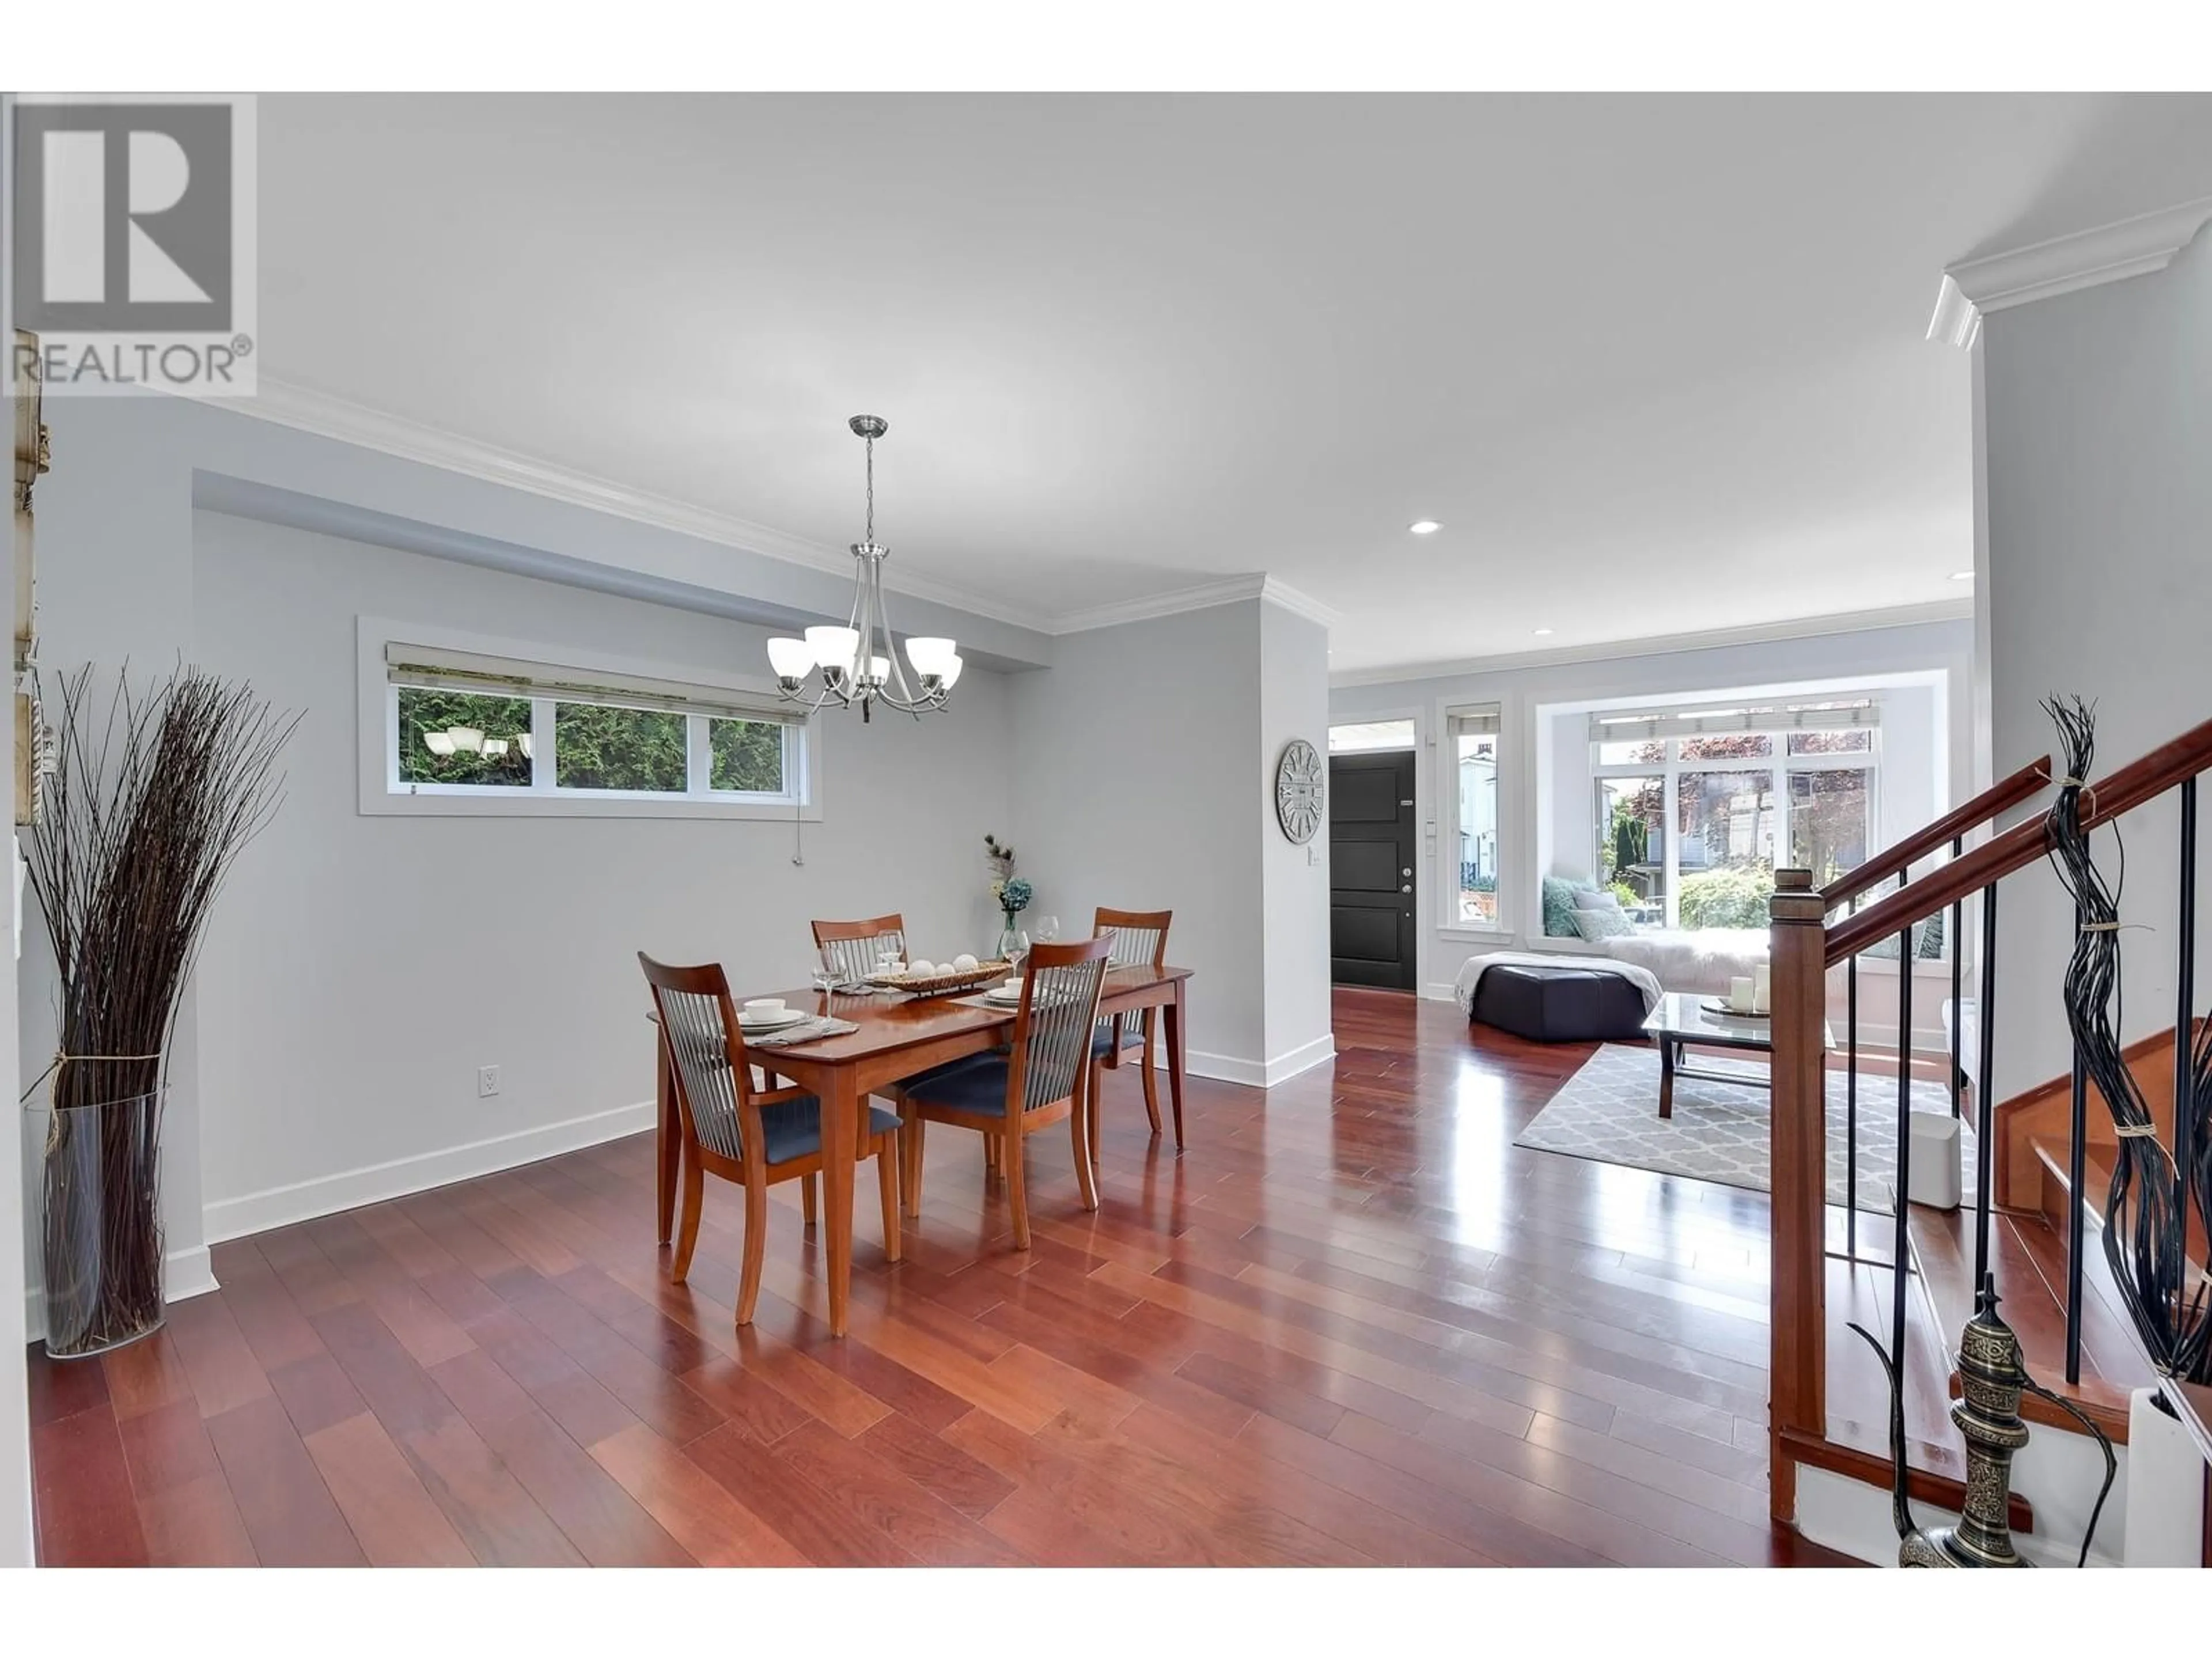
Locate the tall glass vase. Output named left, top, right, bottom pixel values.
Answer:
left=40, top=1086, right=168, bottom=1359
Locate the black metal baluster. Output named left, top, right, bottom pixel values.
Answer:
left=2066, top=896, right=2087, bottom=1386
left=2176, top=778, right=2198, bottom=1262
left=1974, top=882, right=1998, bottom=1296
left=1950, top=835, right=1965, bottom=1120
left=1847, top=896, right=1859, bottom=1259
left=1892, top=907, right=1915, bottom=1370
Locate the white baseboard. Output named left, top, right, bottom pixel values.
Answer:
left=1130, top=1035, right=1334, bottom=1090
left=1422, top=982, right=1460, bottom=1005
left=24, top=1243, right=221, bottom=1346
left=1796, top=1423, right=2129, bottom=1568
left=1260, top=1033, right=1335, bottom=1086
left=201, top=1098, right=657, bottom=1245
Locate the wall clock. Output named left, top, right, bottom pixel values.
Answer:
left=1275, top=737, right=1324, bottom=844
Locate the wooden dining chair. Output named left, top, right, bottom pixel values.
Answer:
left=810, top=913, right=907, bottom=984
left=638, top=952, right=902, bottom=1325
left=896, top=937, right=1110, bottom=1250
left=1088, top=907, right=1173, bottom=1161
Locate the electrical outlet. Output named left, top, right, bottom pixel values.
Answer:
left=477, top=1065, right=501, bottom=1099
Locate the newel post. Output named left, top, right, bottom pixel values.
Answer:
left=1768, top=868, right=1829, bottom=1523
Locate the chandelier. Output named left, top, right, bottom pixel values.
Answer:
left=766, top=415, right=961, bottom=721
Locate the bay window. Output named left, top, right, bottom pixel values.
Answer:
left=1590, top=698, right=1878, bottom=929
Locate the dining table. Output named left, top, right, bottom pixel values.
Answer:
left=650, top=963, right=1192, bottom=1336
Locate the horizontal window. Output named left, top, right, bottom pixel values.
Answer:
left=373, top=630, right=810, bottom=813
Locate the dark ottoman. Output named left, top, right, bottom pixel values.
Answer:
left=1471, top=964, right=1648, bottom=1043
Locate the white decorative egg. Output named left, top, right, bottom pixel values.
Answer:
left=907, top=959, right=935, bottom=977
left=952, top=953, right=979, bottom=972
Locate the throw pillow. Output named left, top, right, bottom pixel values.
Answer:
left=1571, top=907, right=1633, bottom=942
left=1571, top=888, right=1623, bottom=912
left=1541, top=876, right=1582, bottom=937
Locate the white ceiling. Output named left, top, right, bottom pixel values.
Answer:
left=253, top=93, right=2212, bottom=674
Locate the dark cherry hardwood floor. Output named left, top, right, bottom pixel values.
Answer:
left=26, top=987, right=1852, bottom=1567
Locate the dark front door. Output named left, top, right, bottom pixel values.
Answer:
left=1330, top=750, right=1417, bottom=989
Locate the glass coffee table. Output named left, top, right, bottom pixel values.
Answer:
left=1641, top=991, right=1831, bottom=1119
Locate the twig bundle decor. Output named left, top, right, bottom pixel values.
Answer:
left=22, top=665, right=295, bottom=1357
left=2042, top=695, right=2212, bottom=1386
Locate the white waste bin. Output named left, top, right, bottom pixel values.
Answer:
left=1907, top=1108, right=1963, bottom=1210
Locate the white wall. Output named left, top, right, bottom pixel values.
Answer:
left=1259, top=603, right=1332, bottom=1067
left=1330, top=618, right=1974, bottom=1003
left=1982, top=222, right=2212, bottom=1100
left=186, top=511, right=1014, bottom=1236
left=1005, top=594, right=1335, bottom=1084
left=1008, top=603, right=1267, bottom=1072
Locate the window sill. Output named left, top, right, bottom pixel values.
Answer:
left=1439, top=925, right=1514, bottom=943
left=360, top=789, right=822, bottom=822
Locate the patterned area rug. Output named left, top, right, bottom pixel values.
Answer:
left=1514, top=1043, right=1971, bottom=1215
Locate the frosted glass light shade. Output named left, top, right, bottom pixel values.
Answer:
left=941, top=654, right=964, bottom=690
left=767, top=636, right=815, bottom=678
left=423, top=731, right=456, bottom=756
left=906, top=636, right=957, bottom=678
left=865, top=655, right=891, bottom=683
left=482, top=738, right=509, bottom=758
left=449, top=726, right=484, bottom=754
left=805, top=626, right=860, bottom=677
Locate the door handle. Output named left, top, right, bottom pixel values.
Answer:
left=1400, top=884, right=1412, bottom=893
left=1401, top=868, right=1412, bottom=878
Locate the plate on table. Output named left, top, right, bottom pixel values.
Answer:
left=738, top=1007, right=811, bottom=1032
left=1699, top=999, right=1767, bottom=1020
left=982, top=987, right=1023, bottom=1005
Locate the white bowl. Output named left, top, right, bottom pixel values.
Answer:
left=998, top=978, right=1023, bottom=996
left=742, top=998, right=786, bottom=1020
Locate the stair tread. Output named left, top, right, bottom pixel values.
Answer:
left=1907, top=1203, right=2152, bottom=1443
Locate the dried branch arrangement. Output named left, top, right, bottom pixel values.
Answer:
left=22, top=665, right=296, bottom=1357
left=2042, top=694, right=2212, bottom=1386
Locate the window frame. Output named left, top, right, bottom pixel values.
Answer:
left=358, top=616, right=821, bottom=821
left=1590, top=728, right=1880, bottom=929
left=1438, top=700, right=1510, bottom=940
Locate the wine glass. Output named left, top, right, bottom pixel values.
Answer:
left=1032, top=915, right=1060, bottom=947
left=812, top=945, right=843, bottom=998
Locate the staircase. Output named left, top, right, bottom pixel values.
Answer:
left=1764, top=738, right=2212, bottom=1565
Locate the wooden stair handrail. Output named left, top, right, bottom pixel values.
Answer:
left=1820, top=757, right=2052, bottom=911
left=1827, top=715, right=2212, bottom=965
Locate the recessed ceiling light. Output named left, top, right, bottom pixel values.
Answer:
left=1407, top=520, right=1441, bottom=535
left=1949, top=570, right=1975, bottom=581
left=1532, top=627, right=1555, bottom=637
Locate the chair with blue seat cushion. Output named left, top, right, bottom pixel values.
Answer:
left=639, top=952, right=902, bottom=1325
left=897, top=937, right=1111, bottom=1250
left=1085, top=906, right=1172, bottom=1162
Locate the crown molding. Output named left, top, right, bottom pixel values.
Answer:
left=232, top=377, right=1058, bottom=634
left=1050, top=574, right=1266, bottom=634
left=1927, top=195, right=2212, bottom=351
left=1259, top=576, right=1342, bottom=632
left=1326, top=598, right=1975, bottom=690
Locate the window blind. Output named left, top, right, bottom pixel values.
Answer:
left=1448, top=704, right=1502, bottom=737
left=1587, top=699, right=1879, bottom=743
left=386, top=643, right=802, bottom=726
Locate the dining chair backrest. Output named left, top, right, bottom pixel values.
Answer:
left=1012, top=937, right=1112, bottom=1112
left=637, top=953, right=753, bottom=1165
left=1094, top=907, right=1171, bottom=971
left=812, top=913, right=907, bottom=983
